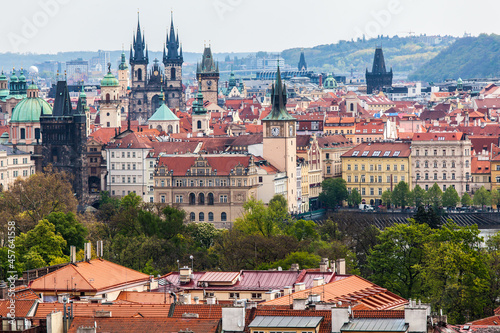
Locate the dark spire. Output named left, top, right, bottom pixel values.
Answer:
left=131, top=13, right=147, bottom=64
left=371, top=47, right=388, bottom=74
left=263, top=64, right=295, bottom=121
left=165, top=12, right=182, bottom=63
left=52, top=80, right=73, bottom=117
left=298, top=50, right=307, bottom=71
left=197, top=46, right=218, bottom=74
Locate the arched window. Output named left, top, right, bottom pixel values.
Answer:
left=190, top=212, right=195, bottom=221
left=199, top=212, right=204, bottom=222
left=207, top=193, right=214, bottom=205
left=167, top=125, right=173, bottom=133
left=106, top=93, right=110, bottom=102
left=451, top=161, right=456, bottom=168
left=221, top=212, right=227, bottom=222
left=208, top=212, right=214, bottom=222
left=433, top=161, right=438, bottom=168
left=189, top=193, right=196, bottom=205
left=171, top=67, right=176, bottom=80
left=138, top=99, right=142, bottom=105
left=199, top=193, right=205, bottom=205
left=137, top=68, right=142, bottom=81
left=197, top=120, right=202, bottom=129
left=424, top=161, right=428, bottom=168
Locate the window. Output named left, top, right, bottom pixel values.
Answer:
left=443, top=149, right=446, bottom=156
left=401, top=165, right=405, bottom=171
left=326, top=153, right=330, bottom=159
left=189, top=193, right=196, bottom=205
left=383, top=151, right=391, bottom=157
left=361, top=164, right=365, bottom=171
left=208, top=193, right=214, bottom=205
left=127, top=152, right=130, bottom=158
left=434, top=161, right=438, bottom=168
left=132, top=152, right=136, bottom=158
left=352, top=151, right=359, bottom=156
left=23, top=170, right=28, bottom=177
left=373, top=151, right=381, bottom=157
left=443, top=185, right=447, bottom=191
left=354, top=164, right=358, bottom=171
left=393, top=165, right=397, bottom=171
left=425, top=150, right=428, bottom=156
left=354, top=176, right=358, bottom=182
left=425, top=185, right=429, bottom=190
left=327, top=166, right=331, bottom=174
left=386, top=165, right=390, bottom=171
left=230, top=292, right=240, bottom=299
left=434, top=173, right=438, bottom=180
left=361, top=151, right=369, bottom=157
left=361, top=176, right=365, bottom=183
left=416, top=173, right=420, bottom=180
left=221, top=212, right=227, bottom=221
left=190, top=212, right=195, bottom=221
left=452, top=173, right=455, bottom=180
left=220, top=195, right=228, bottom=203
left=425, top=173, right=429, bottom=180
left=497, top=176, right=500, bottom=183
left=378, top=176, right=382, bottom=183
left=127, top=164, right=131, bottom=170
left=111, top=152, right=115, bottom=158
left=424, top=161, right=428, bottom=168
left=401, top=176, right=405, bottom=182
left=465, top=160, right=470, bottom=168
left=379, top=188, right=382, bottom=195
left=133, top=164, right=136, bottom=170
left=393, top=151, right=400, bottom=157
left=443, top=173, right=447, bottom=180
left=370, top=188, right=374, bottom=195
left=112, top=164, right=115, bottom=170
left=160, top=195, right=166, bottom=203
left=434, top=150, right=437, bottom=156
left=370, top=165, right=374, bottom=171
left=208, top=212, right=214, bottom=222
left=416, top=150, right=419, bottom=156
left=112, top=177, right=115, bottom=183
left=122, top=164, right=125, bottom=170
left=378, top=165, right=382, bottom=171
left=122, top=177, right=125, bottom=183
left=466, top=172, right=470, bottom=180
left=199, top=193, right=205, bottom=205
left=251, top=293, right=262, bottom=299
left=386, top=176, right=391, bottom=183
left=175, top=195, right=183, bottom=203
left=416, top=161, right=420, bottom=168
left=370, top=176, right=374, bottom=183
left=443, top=161, right=446, bottom=168
left=347, top=176, right=351, bottom=182
left=361, top=188, right=366, bottom=195
left=394, top=176, right=398, bottom=183
left=199, top=212, right=204, bottom=222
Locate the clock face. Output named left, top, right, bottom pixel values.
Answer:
left=154, top=70, right=159, bottom=76
left=207, top=80, right=212, bottom=86
left=271, top=127, right=280, bottom=137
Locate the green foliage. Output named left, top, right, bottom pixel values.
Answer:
left=442, top=186, right=460, bottom=207
left=319, top=178, right=348, bottom=209
left=491, top=189, right=500, bottom=212
left=288, top=219, right=319, bottom=242
left=348, top=188, right=362, bottom=207
left=368, top=219, right=432, bottom=299
left=461, top=192, right=473, bottom=206
left=426, top=183, right=443, bottom=209
left=258, top=251, right=321, bottom=270
left=411, top=185, right=426, bottom=208
left=392, top=181, right=411, bottom=208
left=381, top=190, right=392, bottom=206
left=410, top=34, right=500, bottom=82
left=45, top=212, right=87, bottom=255
left=413, top=206, right=441, bottom=229
left=473, top=186, right=491, bottom=209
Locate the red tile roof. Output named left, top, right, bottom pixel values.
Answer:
left=33, top=303, right=172, bottom=319
left=115, top=291, right=174, bottom=304
left=171, top=304, right=223, bottom=319
left=471, top=157, right=490, bottom=174
left=68, top=317, right=220, bottom=333
left=469, top=315, right=500, bottom=326
left=342, top=142, right=411, bottom=158
left=157, top=155, right=253, bottom=176
left=412, top=132, right=464, bottom=141
left=0, top=300, right=38, bottom=318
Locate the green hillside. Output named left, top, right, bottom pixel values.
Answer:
left=281, top=35, right=455, bottom=75
left=409, top=34, right=500, bottom=82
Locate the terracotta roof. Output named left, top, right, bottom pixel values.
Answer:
left=245, top=124, right=263, bottom=134
left=67, top=317, right=220, bottom=333
left=171, top=304, right=223, bottom=319
left=472, top=157, right=491, bottom=174
left=317, top=135, right=354, bottom=147
left=29, top=259, right=150, bottom=293
left=469, top=315, right=500, bottom=326
left=106, top=131, right=154, bottom=149
left=11, top=286, right=40, bottom=300
left=157, top=155, right=252, bottom=176
left=33, top=303, right=172, bottom=319
left=115, top=291, right=174, bottom=304
left=0, top=299, right=38, bottom=318
left=89, top=127, right=118, bottom=144
left=342, top=142, right=411, bottom=158
left=353, top=310, right=404, bottom=318
left=412, top=132, right=464, bottom=141
left=262, top=275, right=407, bottom=310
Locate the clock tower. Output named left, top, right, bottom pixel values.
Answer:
left=196, top=45, right=219, bottom=106
left=262, top=66, right=297, bottom=212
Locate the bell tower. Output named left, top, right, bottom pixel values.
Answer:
left=163, top=12, right=184, bottom=109
left=262, top=66, right=297, bottom=212
left=129, top=13, right=148, bottom=90
left=196, top=45, right=219, bottom=106
left=191, top=81, right=211, bottom=135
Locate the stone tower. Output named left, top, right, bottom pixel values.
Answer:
left=196, top=46, right=219, bottom=106
left=118, top=50, right=129, bottom=98
left=262, top=66, right=297, bottom=212
left=99, top=64, right=121, bottom=128
left=365, top=47, right=392, bottom=94
left=163, top=12, right=184, bottom=109
left=191, top=81, right=211, bottom=135
left=298, top=51, right=307, bottom=71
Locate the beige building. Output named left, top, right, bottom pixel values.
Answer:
left=153, top=154, right=259, bottom=228
left=99, top=67, right=122, bottom=128
left=411, top=132, right=472, bottom=195
left=318, top=135, right=355, bottom=179
left=0, top=144, right=35, bottom=191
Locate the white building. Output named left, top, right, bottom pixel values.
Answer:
left=0, top=145, right=36, bottom=190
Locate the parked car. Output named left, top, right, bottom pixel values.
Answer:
left=359, top=204, right=374, bottom=211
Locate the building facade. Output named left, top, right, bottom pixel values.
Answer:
left=0, top=145, right=35, bottom=191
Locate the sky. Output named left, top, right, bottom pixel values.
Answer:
left=0, top=0, right=499, bottom=54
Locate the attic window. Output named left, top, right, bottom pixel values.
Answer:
left=393, top=151, right=401, bottom=157
left=383, top=151, right=391, bottom=157
left=372, top=151, right=381, bottom=157
left=361, top=151, right=369, bottom=157
left=352, top=151, right=359, bottom=156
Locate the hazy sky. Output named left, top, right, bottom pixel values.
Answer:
left=1, top=0, right=498, bottom=54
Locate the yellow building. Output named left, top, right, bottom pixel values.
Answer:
left=491, top=145, right=500, bottom=191
left=341, top=142, right=412, bottom=206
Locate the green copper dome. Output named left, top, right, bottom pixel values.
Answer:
left=11, top=96, right=53, bottom=123
left=27, top=82, right=38, bottom=90
left=0, top=71, right=6, bottom=81
left=18, top=69, right=26, bottom=82
left=324, top=74, right=337, bottom=89
left=101, top=71, right=119, bottom=87
left=457, top=77, right=463, bottom=84
left=10, top=71, right=18, bottom=82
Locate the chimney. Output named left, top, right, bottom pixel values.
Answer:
left=179, top=266, right=192, bottom=284
left=84, top=242, right=92, bottom=261
left=180, top=293, right=192, bottom=305
left=96, top=240, right=103, bottom=258
left=331, top=308, right=350, bottom=333
left=293, top=298, right=308, bottom=310
left=283, top=286, right=293, bottom=295
left=335, top=259, right=346, bottom=275
left=313, top=277, right=324, bottom=287
left=70, top=246, right=76, bottom=263
left=290, top=263, right=300, bottom=271
left=319, top=258, right=329, bottom=272
left=404, top=301, right=431, bottom=333
left=206, top=296, right=217, bottom=305
left=193, top=296, right=199, bottom=304
left=294, top=283, right=305, bottom=292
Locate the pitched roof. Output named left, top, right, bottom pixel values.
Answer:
left=262, top=275, right=407, bottom=310
left=171, top=304, right=223, bottom=319
left=342, top=142, right=411, bottom=158
left=33, top=303, right=172, bottom=319
left=149, top=103, right=179, bottom=121
left=157, top=155, right=252, bottom=176
left=412, top=132, right=464, bottom=141
left=67, top=317, right=220, bottom=333
left=115, top=291, right=174, bottom=304
left=29, top=259, right=150, bottom=293
left=0, top=300, right=38, bottom=318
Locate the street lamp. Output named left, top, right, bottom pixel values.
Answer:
left=189, top=255, right=194, bottom=272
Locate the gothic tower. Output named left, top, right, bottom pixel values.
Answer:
left=196, top=46, right=219, bottom=106
left=365, top=47, right=392, bottom=94
left=129, top=13, right=149, bottom=120
left=118, top=50, right=129, bottom=98
left=163, top=12, right=184, bottom=109
left=298, top=50, right=307, bottom=71
left=262, top=66, right=297, bottom=212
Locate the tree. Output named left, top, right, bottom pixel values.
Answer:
left=234, top=198, right=279, bottom=237
left=268, top=195, right=293, bottom=231
left=45, top=212, right=87, bottom=255
left=15, top=219, right=67, bottom=270
left=259, top=251, right=321, bottom=270
left=411, top=185, right=426, bottom=208
left=0, top=165, right=77, bottom=232
left=319, top=178, right=348, bottom=209
left=422, top=222, right=490, bottom=324
left=413, top=206, right=441, bottom=229
left=426, top=183, right=443, bottom=209
left=461, top=192, right=473, bottom=207
left=367, top=219, right=432, bottom=299
left=442, top=186, right=460, bottom=208
left=392, top=181, right=411, bottom=209
left=381, top=190, right=392, bottom=207
left=491, top=189, right=500, bottom=212
left=288, top=219, right=319, bottom=242
left=348, top=188, right=362, bottom=207
left=473, top=186, right=491, bottom=210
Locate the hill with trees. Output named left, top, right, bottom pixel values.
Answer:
left=409, top=33, right=500, bottom=82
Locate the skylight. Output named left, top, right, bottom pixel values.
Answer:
left=361, top=151, right=369, bottom=156
left=352, top=151, right=359, bottom=156
left=373, top=151, right=381, bottom=157
left=383, top=151, right=391, bottom=156
left=394, top=151, right=400, bottom=156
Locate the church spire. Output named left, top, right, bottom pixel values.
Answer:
left=131, top=13, right=147, bottom=64
left=298, top=50, right=307, bottom=71
left=165, top=11, right=182, bottom=62
left=263, top=64, right=295, bottom=121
